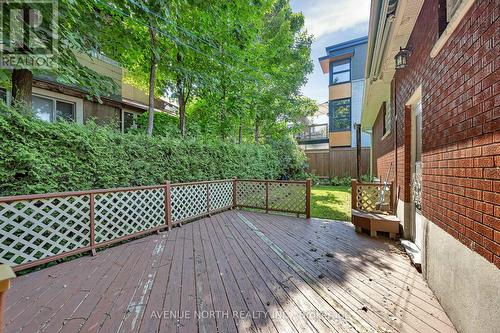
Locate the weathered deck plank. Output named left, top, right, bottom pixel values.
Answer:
left=4, top=211, right=456, bottom=333
left=244, top=212, right=442, bottom=333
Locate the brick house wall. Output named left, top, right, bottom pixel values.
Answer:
left=372, top=0, right=499, bottom=267
left=371, top=102, right=395, bottom=182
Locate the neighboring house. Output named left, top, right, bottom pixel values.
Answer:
left=361, top=0, right=499, bottom=332
left=296, top=101, right=329, bottom=150
left=318, top=36, right=371, bottom=148
left=0, top=53, right=177, bottom=132
left=296, top=37, right=372, bottom=178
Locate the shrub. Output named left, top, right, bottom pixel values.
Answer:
left=330, top=176, right=352, bottom=186
left=0, top=105, right=307, bottom=196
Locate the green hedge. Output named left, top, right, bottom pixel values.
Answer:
left=0, top=105, right=307, bottom=196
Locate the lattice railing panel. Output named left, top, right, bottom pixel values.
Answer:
left=171, top=184, right=207, bottom=222
left=0, top=195, right=90, bottom=266
left=269, top=183, right=306, bottom=213
left=209, top=181, right=233, bottom=211
left=236, top=181, right=266, bottom=209
left=356, top=184, right=389, bottom=212
left=94, top=188, right=165, bottom=243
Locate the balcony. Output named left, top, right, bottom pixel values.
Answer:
left=296, top=123, right=329, bottom=144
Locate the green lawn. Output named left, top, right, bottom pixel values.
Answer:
left=311, top=185, right=351, bottom=221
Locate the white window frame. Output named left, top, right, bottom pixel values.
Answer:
left=430, top=0, right=476, bottom=58
left=382, top=101, right=392, bottom=140
left=32, top=87, right=84, bottom=124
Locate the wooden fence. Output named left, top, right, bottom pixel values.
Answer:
left=305, top=147, right=370, bottom=178
left=0, top=178, right=311, bottom=271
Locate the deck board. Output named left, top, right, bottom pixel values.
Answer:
left=4, top=210, right=456, bottom=333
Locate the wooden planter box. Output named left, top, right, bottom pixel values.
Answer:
left=352, top=209, right=400, bottom=239
left=351, top=180, right=400, bottom=239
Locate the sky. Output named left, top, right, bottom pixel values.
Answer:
left=290, top=0, right=371, bottom=104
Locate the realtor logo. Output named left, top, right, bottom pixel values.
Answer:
left=0, top=0, right=58, bottom=69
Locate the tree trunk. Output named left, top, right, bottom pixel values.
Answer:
left=238, top=122, right=243, bottom=144
left=177, top=78, right=186, bottom=137
left=146, top=25, right=157, bottom=137
left=12, top=69, right=33, bottom=110
left=220, top=87, right=226, bottom=139
left=254, top=120, right=260, bottom=144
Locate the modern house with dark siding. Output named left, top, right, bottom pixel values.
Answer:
left=297, top=37, right=372, bottom=178
left=318, top=36, right=371, bottom=149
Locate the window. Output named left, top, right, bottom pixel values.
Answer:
left=329, top=98, right=351, bottom=131
left=446, top=0, right=464, bottom=21
left=383, top=102, right=392, bottom=135
left=32, top=95, right=75, bottom=123
left=438, top=0, right=465, bottom=36
left=123, top=111, right=137, bottom=132
left=437, top=0, right=448, bottom=36
left=0, top=88, right=7, bottom=103
left=331, top=59, right=350, bottom=85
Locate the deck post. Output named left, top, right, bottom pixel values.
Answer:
left=89, top=193, right=96, bottom=256
left=232, top=177, right=237, bottom=209
left=265, top=181, right=269, bottom=213
left=351, top=179, right=358, bottom=210
left=0, top=265, right=15, bottom=333
left=206, top=182, right=211, bottom=216
left=165, top=181, right=172, bottom=230
left=306, top=178, right=312, bottom=218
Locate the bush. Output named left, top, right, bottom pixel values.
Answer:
left=330, top=176, right=352, bottom=186
left=0, top=105, right=307, bottom=196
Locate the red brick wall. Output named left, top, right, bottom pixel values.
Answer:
left=372, top=0, right=499, bottom=266
left=372, top=103, right=395, bottom=181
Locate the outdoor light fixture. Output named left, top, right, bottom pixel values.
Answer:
left=395, top=47, right=410, bottom=69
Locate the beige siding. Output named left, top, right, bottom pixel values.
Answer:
left=329, top=82, right=351, bottom=100
left=75, top=52, right=123, bottom=89
left=329, top=131, right=351, bottom=147
left=122, top=83, right=149, bottom=105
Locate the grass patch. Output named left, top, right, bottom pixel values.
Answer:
left=311, top=185, right=351, bottom=221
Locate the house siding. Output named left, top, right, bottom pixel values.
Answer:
left=351, top=79, right=371, bottom=147
left=350, top=42, right=367, bottom=81
left=394, top=0, right=499, bottom=266
left=366, top=0, right=500, bottom=330
left=372, top=102, right=395, bottom=181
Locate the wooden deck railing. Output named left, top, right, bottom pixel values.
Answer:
left=351, top=179, right=394, bottom=213
left=0, top=178, right=311, bottom=271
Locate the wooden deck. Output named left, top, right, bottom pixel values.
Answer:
left=5, top=211, right=456, bottom=333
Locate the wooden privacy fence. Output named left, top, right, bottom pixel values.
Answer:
left=0, top=178, right=311, bottom=271
left=305, top=147, right=370, bottom=178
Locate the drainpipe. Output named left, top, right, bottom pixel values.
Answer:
left=354, top=123, right=362, bottom=181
